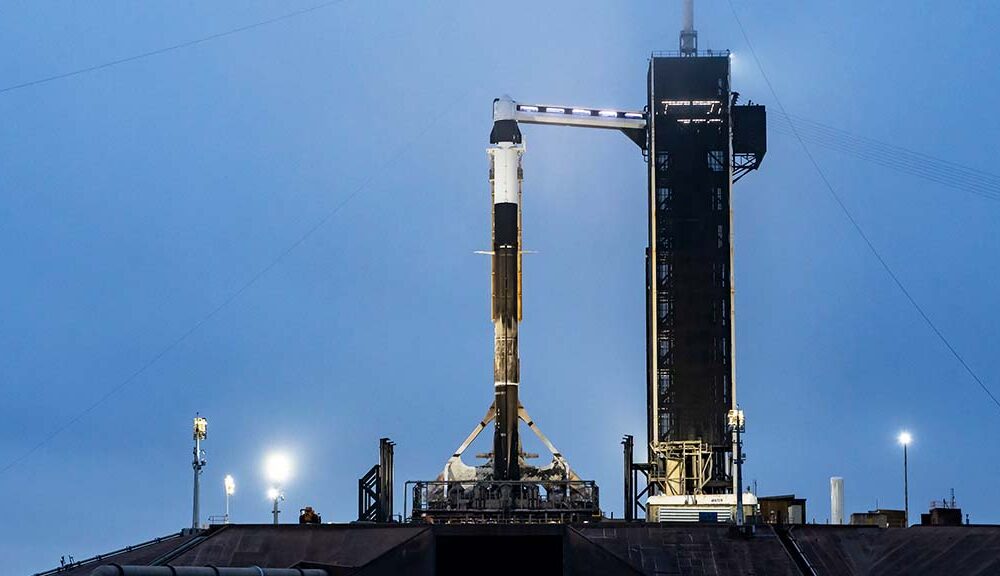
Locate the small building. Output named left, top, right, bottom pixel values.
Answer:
left=758, top=495, right=807, bottom=525
left=921, top=502, right=963, bottom=526
left=646, top=493, right=758, bottom=523
left=850, top=509, right=906, bottom=528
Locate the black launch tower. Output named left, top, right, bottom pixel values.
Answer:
left=645, top=52, right=765, bottom=497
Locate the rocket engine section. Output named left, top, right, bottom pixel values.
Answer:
left=488, top=100, right=524, bottom=482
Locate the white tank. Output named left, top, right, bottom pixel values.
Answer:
left=831, top=476, right=845, bottom=525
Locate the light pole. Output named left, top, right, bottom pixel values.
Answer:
left=728, top=408, right=746, bottom=527
left=898, top=431, right=912, bottom=526
left=191, top=416, right=208, bottom=530
left=267, top=487, right=283, bottom=525
left=224, top=475, right=235, bottom=524
left=264, top=452, right=292, bottom=525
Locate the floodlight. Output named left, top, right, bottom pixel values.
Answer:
left=898, top=431, right=912, bottom=446
left=264, top=452, right=292, bottom=485
left=727, top=408, right=745, bottom=432
left=267, top=487, right=280, bottom=501
left=193, top=417, right=207, bottom=440
left=224, top=474, right=235, bottom=496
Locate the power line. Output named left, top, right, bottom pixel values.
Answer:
left=726, top=0, right=1000, bottom=411
left=0, top=86, right=474, bottom=476
left=0, top=0, right=348, bottom=95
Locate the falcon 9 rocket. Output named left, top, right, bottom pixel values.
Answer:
left=488, top=96, right=524, bottom=482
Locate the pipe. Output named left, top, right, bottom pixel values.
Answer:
left=622, top=435, right=634, bottom=521
left=90, top=566, right=327, bottom=576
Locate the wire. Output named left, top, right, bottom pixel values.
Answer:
left=726, top=0, right=1000, bottom=411
left=774, top=111, right=1000, bottom=185
left=768, top=125, right=1000, bottom=203
left=0, top=0, right=348, bottom=95
left=768, top=112, right=1000, bottom=202
left=0, top=86, right=474, bottom=476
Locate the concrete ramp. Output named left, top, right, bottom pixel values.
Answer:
left=574, top=523, right=800, bottom=575
left=792, top=525, right=1000, bottom=576
left=170, top=524, right=431, bottom=572
left=43, top=522, right=1000, bottom=575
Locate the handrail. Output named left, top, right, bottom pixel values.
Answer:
left=33, top=533, right=185, bottom=576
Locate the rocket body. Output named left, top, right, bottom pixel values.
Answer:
left=488, top=103, right=524, bottom=481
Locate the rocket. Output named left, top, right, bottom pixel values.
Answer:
left=488, top=97, right=523, bottom=481
left=434, top=95, right=596, bottom=489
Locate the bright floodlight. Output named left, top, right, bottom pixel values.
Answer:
left=267, top=487, right=280, bottom=500
left=224, top=474, right=235, bottom=496
left=192, top=416, right=207, bottom=440
left=898, top=431, right=912, bottom=446
left=264, top=452, right=292, bottom=485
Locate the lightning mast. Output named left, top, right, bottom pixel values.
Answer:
left=680, top=0, right=698, bottom=55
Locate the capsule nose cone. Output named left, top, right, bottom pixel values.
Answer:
left=493, top=95, right=517, bottom=122
left=491, top=95, right=522, bottom=145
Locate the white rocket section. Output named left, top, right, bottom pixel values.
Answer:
left=489, top=144, right=522, bottom=205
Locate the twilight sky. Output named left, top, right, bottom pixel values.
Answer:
left=2, top=1, right=999, bottom=573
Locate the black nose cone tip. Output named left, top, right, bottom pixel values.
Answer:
left=490, top=119, right=522, bottom=145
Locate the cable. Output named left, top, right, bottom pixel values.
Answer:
left=768, top=119, right=1000, bottom=198
left=0, top=0, right=348, bottom=95
left=768, top=112, right=1000, bottom=202
left=727, top=0, right=1000, bottom=411
left=774, top=111, right=1000, bottom=186
left=0, top=86, right=474, bottom=476
left=768, top=125, right=1000, bottom=203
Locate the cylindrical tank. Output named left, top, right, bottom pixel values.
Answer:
left=831, top=476, right=845, bottom=525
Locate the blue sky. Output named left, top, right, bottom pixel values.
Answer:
left=2, top=0, right=999, bottom=572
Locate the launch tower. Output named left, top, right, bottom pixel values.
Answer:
left=642, top=2, right=765, bottom=519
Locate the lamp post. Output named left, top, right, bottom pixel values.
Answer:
left=898, top=431, right=912, bottom=526
left=264, top=452, right=292, bottom=525
left=267, top=487, right=283, bottom=525
left=224, top=475, right=235, bottom=524
left=728, top=408, right=746, bottom=527
left=191, top=416, right=208, bottom=530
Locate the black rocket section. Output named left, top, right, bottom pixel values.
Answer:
left=492, top=200, right=521, bottom=482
